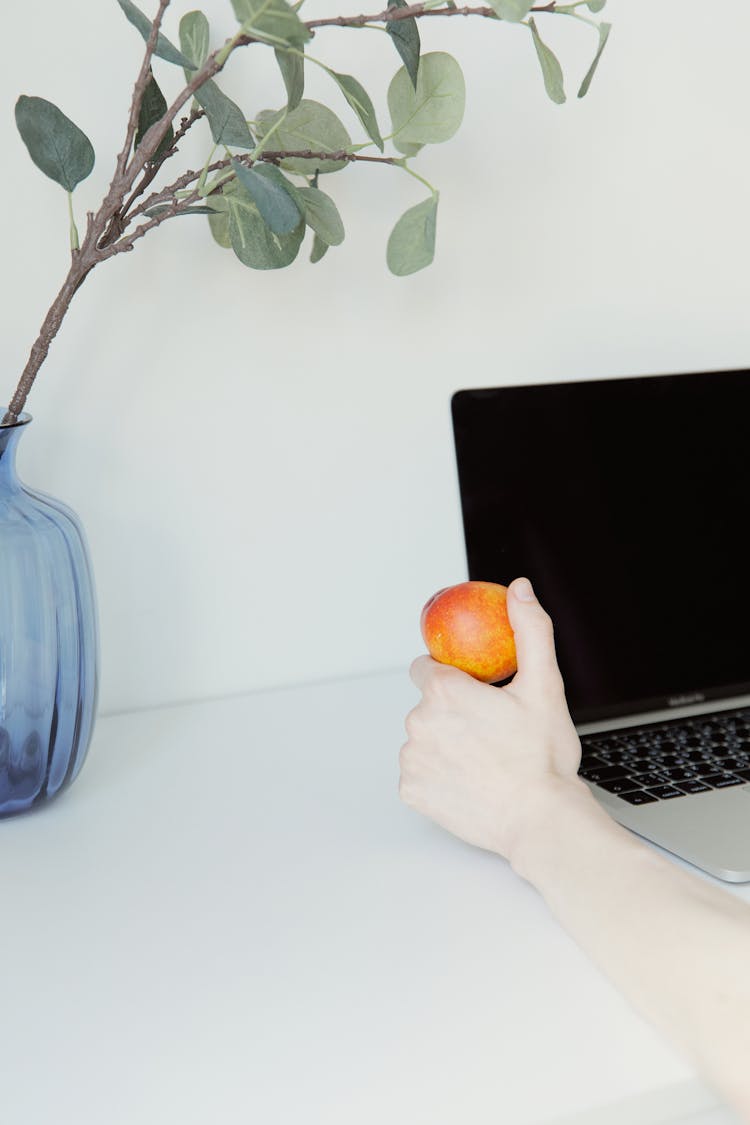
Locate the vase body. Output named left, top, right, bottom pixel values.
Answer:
left=0, top=415, right=99, bottom=817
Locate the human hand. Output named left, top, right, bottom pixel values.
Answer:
left=399, top=576, right=593, bottom=862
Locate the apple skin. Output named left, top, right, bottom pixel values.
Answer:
left=420, top=581, right=517, bottom=684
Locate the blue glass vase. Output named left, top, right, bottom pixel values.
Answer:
left=0, top=414, right=99, bottom=817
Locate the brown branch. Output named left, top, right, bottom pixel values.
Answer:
left=102, top=191, right=204, bottom=259
left=124, top=149, right=398, bottom=230
left=116, top=0, right=172, bottom=182
left=2, top=258, right=99, bottom=423
left=304, top=1, right=556, bottom=30
left=103, top=107, right=207, bottom=248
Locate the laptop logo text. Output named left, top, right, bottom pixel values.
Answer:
left=667, top=691, right=706, bottom=707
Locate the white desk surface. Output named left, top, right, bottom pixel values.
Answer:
left=0, top=670, right=746, bottom=1125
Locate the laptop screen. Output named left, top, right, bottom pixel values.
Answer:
left=452, top=370, right=750, bottom=724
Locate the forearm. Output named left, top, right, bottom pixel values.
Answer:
left=511, top=781, right=750, bottom=1119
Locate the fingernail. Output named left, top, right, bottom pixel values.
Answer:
left=514, top=578, right=536, bottom=602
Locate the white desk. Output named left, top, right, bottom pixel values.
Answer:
left=0, top=671, right=744, bottom=1124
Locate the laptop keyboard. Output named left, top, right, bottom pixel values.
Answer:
left=579, top=707, right=750, bottom=804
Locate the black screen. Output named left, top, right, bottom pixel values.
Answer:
left=452, top=371, right=750, bottom=723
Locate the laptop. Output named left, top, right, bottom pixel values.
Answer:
left=451, top=369, right=750, bottom=882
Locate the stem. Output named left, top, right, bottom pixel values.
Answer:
left=2, top=257, right=94, bottom=423
left=304, top=1, right=557, bottom=30
left=67, top=192, right=80, bottom=253
left=400, top=162, right=438, bottom=194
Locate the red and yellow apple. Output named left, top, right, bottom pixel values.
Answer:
left=420, top=580, right=517, bottom=683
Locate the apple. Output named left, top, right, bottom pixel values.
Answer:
left=420, top=580, right=517, bottom=683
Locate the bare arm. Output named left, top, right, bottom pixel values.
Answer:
left=399, top=577, right=750, bottom=1121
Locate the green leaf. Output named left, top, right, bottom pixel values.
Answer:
left=180, top=10, right=253, bottom=147
left=386, top=0, right=421, bottom=92
left=205, top=191, right=232, bottom=247
left=231, top=159, right=302, bottom=234
left=230, top=0, right=311, bottom=48
left=191, top=80, right=254, bottom=149
left=116, top=0, right=196, bottom=68
left=297, top=185, right=344, bottom=246
left=577, top=21, right=611, bottom=98
left=388, top=52, right=465, bottom=153
left=387, top=193, right=438, bottom=276
left=528, top=17, right=566, bottom=104
left=486, top=0, right=532, bottom=19
left=255, top=100, right=351, bottom=174
left=179, top=10, right=210, bottom=68
left=226, top=178, right=305, bottom=269
left=275, top=48, right=304, bottom=111
left=136, top=74, right=174, bottom=160
left=587, top=0, right=606, bottom=11
left=15, top=96, right=95, bottom=192
left=310, top=234, right=329, bottom=264
left=144, top=204, right=219, bottom=216
left=329, top=72, right=383, bottom=152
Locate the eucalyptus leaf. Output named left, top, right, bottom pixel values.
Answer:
left=310, top=234, right=329, bottom=264
left=136, top=74, right=174, bottom=160
left=179, top=10, right=210, bottom=67
left=587, top=0, right=606, bottom=11
left=297, top=185, right=345, bottom=246
left=529, top=17, right=566, bottom=105
left=144, top=204, right=219, bottom=216
left=578, top=21, right=611, bottom=98
left=255, top=100, right=351, bottom=174
left=486, top=0, right=532, bottom=19
left=226, top=179, right=305, bottom=269
left=191, top=79, right=254, bottom=149
left=205, top=190, right=232, bottom=247
left=386, top=193, right=438, bottom=276
left=15, top=95, right=95, bottom=192
left=231, top=0, right=311, bottom=48
left=386, top=0, right=421, bottom=92
left=231, top=159, right=302, bottom=234
left=275, top=48, right=304, bottom=111
left=330, top=72, right=383, bottom=152
left=116, top=0, right=196, bottom=68
left=388, top=52, right=465, bottom=153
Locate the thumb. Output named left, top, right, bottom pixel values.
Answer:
left=507, top=577, right=565, bottom=699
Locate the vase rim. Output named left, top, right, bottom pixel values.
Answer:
left=0, top=412, right=32, bottom=429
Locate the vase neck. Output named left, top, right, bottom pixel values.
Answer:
left=0, top=416, right=31, bottom=489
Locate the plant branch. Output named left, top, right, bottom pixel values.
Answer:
left=2, top=257, right=99, bottom=424
left=116, top=0, right=172, bottom=182
left=125, top=150, right=398, bottom=227
left=303, top=1, right=557, bottom=31
left=108, top=107, right=207, bottom=244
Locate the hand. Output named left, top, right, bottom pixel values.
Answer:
left=399, top=576, right=592, bottom=862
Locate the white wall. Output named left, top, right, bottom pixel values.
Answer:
left=1, top=1, right=749, bottom=714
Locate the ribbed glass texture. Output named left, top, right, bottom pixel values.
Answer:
left=0, top=415, right=99, bottom=817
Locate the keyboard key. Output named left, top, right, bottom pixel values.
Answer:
left=628, top=771, right=666, bottom=787
left=679, top=779, right=712, bottom=794
left=597, top=778, right=643, bottom=794
left=700, top=774, right=746, bottom=789
left=578, top=753, right=609, bottom=769
left=646, top=785, right=685, bottom=799
left=618, top=790, right=658, bottom=805
left=579, top=765, right=630, bottom=783
left=732, top=768, right=750, bottom=781
left=662, top=767, right=697, bottom=781
left=716, top=757, right=748, bottom=770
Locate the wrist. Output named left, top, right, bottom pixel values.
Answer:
left=508, top=776, right=610, bottom=885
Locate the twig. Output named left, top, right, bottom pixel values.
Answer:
left=116, top=0, right=172, bottom=181
left=305, top=1, right=557, bottom=31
